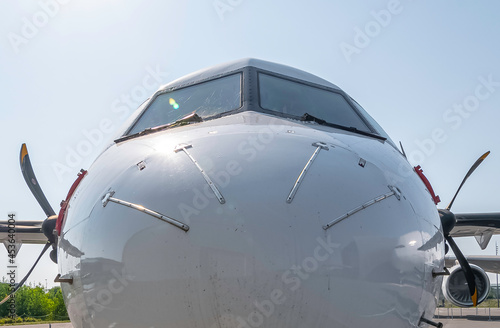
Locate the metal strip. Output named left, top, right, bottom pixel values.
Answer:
left=54, top=273, right=74, bottom=284
left=102, top=192, right=189, bottom=232
left=323, top=186, right=400, bottom=231
left=175, top=144, right=225, bottom=204
left=286, top=142, right=329, bottom=204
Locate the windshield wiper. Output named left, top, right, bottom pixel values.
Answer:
left=301, top=113, right=328, bottom=125
left=300, top=113, right=386, bottom=141
left=115, top=112, right=203, bottom=143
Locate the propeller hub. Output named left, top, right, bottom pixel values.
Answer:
left=438, top=209, right=456, bottom=236
left=41, top=216, right=58, bottom=245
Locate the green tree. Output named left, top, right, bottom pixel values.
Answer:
left=47, top=287, right=68, bottom=319
left=0, top=283, right=12, bottom=318
left=13, top=285, right=30, bottom=317
left=16, top=284, right=53, bottom=318
left=0, top=283, right=68, bottom=320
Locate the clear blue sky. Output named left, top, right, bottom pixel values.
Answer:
left=1, top=1, right=499, bottom=288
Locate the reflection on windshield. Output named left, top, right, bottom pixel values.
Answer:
left=259, top=73, right=371, bottom=133
left=127, top=74, right=241, bottom=135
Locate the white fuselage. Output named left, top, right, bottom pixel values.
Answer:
left=58, top=111, right=444, bottom=328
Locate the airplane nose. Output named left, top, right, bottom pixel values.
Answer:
left=76, top=128, right=430, bottom=328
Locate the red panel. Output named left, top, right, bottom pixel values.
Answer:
left=56, top=169, right=88, bottom=235
left=414, top=165, right=441, bottom=205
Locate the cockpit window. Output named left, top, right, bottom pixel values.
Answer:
left=349, top=98, right=396, bottom=146
left=259, top=73, right=372, bottom=133
left=126, top=73, right=241, bottom=135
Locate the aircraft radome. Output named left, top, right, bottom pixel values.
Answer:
left=2, top=58, right=500, bottom=328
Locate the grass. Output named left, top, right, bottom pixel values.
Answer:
left=1, top=320, right=71, bottom=326
left=440, top=298, right=500, bottom=308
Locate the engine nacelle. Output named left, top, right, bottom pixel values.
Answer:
left=442, top=264, right=490, bottom=307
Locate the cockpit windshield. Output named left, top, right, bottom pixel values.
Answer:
left=258, top=73, right=372, bottom=133
left=121, top=69, right=387, bottom=143
left=126, top=73, right=241, bottom=136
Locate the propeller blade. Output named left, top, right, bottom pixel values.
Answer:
left=446, top=151, right=490, bottom=211
left=445, top=235, right=478, bottom=306
left=19, top=144, right=56, bottom=217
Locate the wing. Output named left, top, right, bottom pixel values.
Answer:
left=0, top=220, right=46, bottom=244
left=445, top=255, right=500, bottom=274
left=449, top=212, right=500, bottom=250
